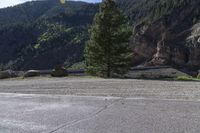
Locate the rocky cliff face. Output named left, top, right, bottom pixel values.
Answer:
left=128, top=0, right=200, bottom=71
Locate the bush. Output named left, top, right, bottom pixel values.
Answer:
left=175, top=76, right=200, bottom=81
left=197, top=74, right=200, bottom=79
left=68, top=62, right=86, bottom=70
left=175, top=76, right=193, bottom=81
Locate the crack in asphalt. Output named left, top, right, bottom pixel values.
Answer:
left=47, top=97, right=123, bottom=133
left=47, top=83, right=130, bottom=133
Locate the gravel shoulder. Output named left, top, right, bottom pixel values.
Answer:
left=0, top=77, right=200, bottom=100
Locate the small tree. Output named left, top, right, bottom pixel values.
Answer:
left=84, top=0, right=132, bottom=78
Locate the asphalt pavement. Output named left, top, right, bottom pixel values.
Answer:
left=0, top=93, right=200, bottom=133
left=1, top=77, right=200, bottom=133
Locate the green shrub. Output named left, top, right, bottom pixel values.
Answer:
left=175, top=76, right=200, bottom=81
left=68, top=62, right=86, bottom=70
left=197, top=74, right=200, bottom=79
left=175, top=76, right=193, bottom=81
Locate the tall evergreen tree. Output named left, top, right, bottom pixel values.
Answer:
left=84, top=0, right=133, bottom=78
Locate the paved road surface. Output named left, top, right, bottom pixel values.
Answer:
left=1, top=93, right=200, bottom=133
left=0, top=78, right=200, bottom=133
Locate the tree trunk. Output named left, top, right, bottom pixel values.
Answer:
left=107, top=51, right=111, bottom=78
left=107, top=62, right=111, bottom=78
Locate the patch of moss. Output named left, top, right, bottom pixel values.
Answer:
left=174, top=76, right=200, bottom=81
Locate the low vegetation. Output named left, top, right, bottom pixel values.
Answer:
left=171, top=76, right=200, bottom=81
left=67, top=62, right=86, bottom=70
left=197, top=74, right=200, bottom=79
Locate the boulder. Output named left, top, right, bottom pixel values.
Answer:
left=0, top=70, right=17, bottom=79
left=51, top=66, right=68, bottom=77
left=125, top=67, right=189, bottom=79
left=24, top=70, right=41, bottom=77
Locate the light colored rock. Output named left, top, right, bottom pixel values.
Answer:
left=24, top=70, right=41, bottom=77
left=130, top=11, right=200, bottom=69
left=125, top=67, right=189, bottom=79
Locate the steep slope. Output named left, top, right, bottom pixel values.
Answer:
left=117, top=0, right=200, bottom=71
left=0, top=0, right=57, bottom=26
left=0, top=0, right=99, bottom=70
left=0, top=0, right=200, bottom=71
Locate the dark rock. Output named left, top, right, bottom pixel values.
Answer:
left=51, top=66, right=68, bottom=77
left=0, top=70, right=17, bottom=79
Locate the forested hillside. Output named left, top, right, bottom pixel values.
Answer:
left=0, top=0, right=98, bottom=70
left=0, top=0, right=200, bottom=71
left=117, top=0, right=195, bottom=25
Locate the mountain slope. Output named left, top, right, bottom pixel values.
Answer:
left=0, top=0, right=99, bottom=70
left=0, top=0, right=200, bottom=71
left=117, top=0, right=200, bottom=71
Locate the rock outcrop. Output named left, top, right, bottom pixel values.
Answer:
left=125, top=67, right=189, bottom=79
left=129, top=0, right=200, bottom=71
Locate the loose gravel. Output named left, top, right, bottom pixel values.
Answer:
left=0, top=77, right=200, bottom=100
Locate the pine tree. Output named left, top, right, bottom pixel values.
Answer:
left=84, top=0, right=133, bottom=78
